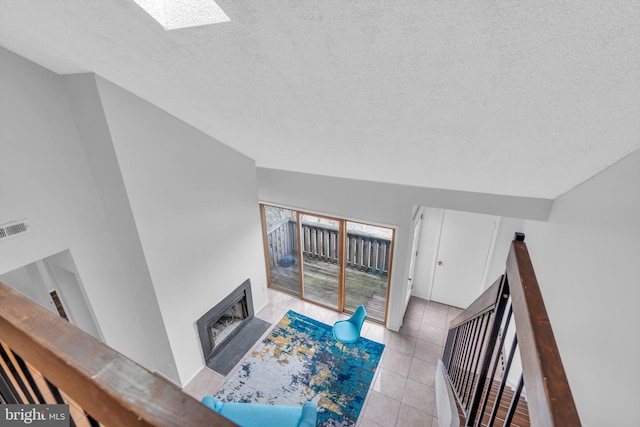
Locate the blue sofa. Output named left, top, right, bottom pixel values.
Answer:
left=201, top=396, right=317, bottom=427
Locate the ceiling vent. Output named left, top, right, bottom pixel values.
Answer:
left=0, top=220, right=30, bottom=241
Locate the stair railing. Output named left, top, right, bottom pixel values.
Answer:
left=0, top=280, right=236, bottom=427
left=441, top=233, right=581, bottom=426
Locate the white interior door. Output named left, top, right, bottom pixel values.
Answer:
left=430, top=210, right=497, bottom=309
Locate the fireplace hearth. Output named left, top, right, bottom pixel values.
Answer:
left=197, top=278, right=255, bottom=365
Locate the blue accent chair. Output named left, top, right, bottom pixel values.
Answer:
left=201, top=396, right=317, bottom=427
left=332, top=305, right=367, bottom=359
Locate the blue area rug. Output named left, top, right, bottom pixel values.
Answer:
left=215, top=310, right=385, bottom=426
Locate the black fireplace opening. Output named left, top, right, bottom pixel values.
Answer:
left=197, top=278, right=255, bottom=364
left=206, top=298, right=248, bottom=350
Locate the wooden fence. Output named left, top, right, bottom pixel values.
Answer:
left=266, top=219, right=298, bottom=267
left=266, top=220, right=391, bottom=276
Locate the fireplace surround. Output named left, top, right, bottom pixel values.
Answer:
left=196, top=278, right=255, bottom=365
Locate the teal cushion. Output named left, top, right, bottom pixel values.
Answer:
left=201, top=396, right=223, bottom=412
left=298, top=402, right=318, bottom=427
left=201, top=396, right=317, bottom=427
left=333, top=320, right=359, bottom=343
left=220, top=403, right=302, bottom=427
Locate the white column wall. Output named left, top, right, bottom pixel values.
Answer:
left=62, top=73, right=179, bottom=382
left=95, top=77, right=268, bottom=385
left=0, top=47, right=173, bottom=377
left=1, top=47, right=267, bottom=386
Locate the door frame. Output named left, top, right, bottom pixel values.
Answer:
left=406, top=208, right=424, bottom=306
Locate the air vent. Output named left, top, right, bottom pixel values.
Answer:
left=0, top=220, right=30, bottom=241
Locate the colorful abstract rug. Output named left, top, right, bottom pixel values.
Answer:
left=215, top=310, right=385, bottom=426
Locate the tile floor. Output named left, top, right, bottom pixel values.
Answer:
left=184, top=288, right=462, bottom=427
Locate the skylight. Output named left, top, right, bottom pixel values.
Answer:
left=132, top=0, right=229, bottom=30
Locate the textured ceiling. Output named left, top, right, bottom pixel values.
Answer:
left=1, top=0, right=638, bottom=198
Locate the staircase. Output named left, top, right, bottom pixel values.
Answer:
left=460, top=379, right=530, bottom=427
left=437, top=233, right=580, bottom=427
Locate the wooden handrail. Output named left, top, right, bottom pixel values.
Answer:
left=441, top=234, right=581, bottom=426
left=0, top=281, right=236, bottom=427
left=508, top=239, right=581, bottom=426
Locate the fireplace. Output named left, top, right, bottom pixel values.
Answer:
left=197, top=278, right=255, bottom=364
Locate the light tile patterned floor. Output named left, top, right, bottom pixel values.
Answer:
left=183, top=288, right=462, bottom=427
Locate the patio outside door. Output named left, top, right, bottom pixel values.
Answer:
left=261, top=204, right=394, bottom=323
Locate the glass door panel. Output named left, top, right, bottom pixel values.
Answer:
left=300, top=214, right=340, bottom=309
left=264, top=206, right=300, bottom=295
left=344, top=221, right=393, bottom=322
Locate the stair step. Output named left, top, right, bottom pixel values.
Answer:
left=455, top=377, right=530, bottom=427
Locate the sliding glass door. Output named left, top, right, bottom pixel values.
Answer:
left=261, top=204, right=394, bottom=322
left=300, top=214, right=340, bottom=309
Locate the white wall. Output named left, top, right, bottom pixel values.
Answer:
left=257, top=168, right=552, bottom=330
left=523, top=149, right=640, bottom=427
left=62, top=73, right=179, bottom=382
left=45, top=250, right=102, bottom=339
left=483, top=216, right=525, bottom=289
left=1, top=251, right=102, bottom=339
left=0, top=47, right=176, bottom=379
left=1, top=48, right=267, bottom=387
left=0, top=268, right=39, bottom=302
left=95, top=77, right=267, bottom=385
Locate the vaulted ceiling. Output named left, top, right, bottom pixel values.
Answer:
left=1, top=1, right=638, bottom=199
